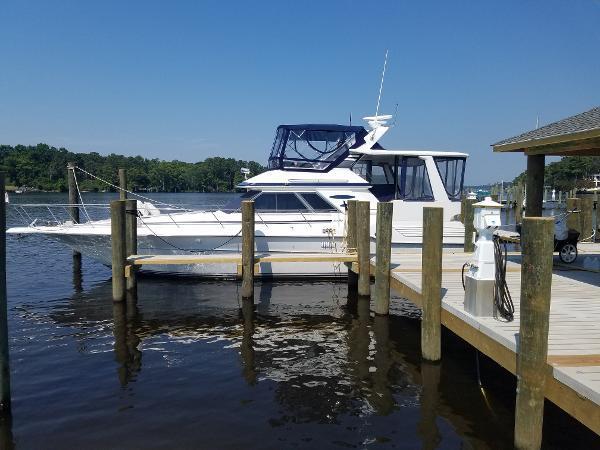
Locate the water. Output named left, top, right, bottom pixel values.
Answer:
left=4, top=193, right=599, bottom=449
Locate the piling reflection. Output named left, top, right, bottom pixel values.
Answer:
left=418, top=361, right=441, bottom=450
left=240, top=299, right=256, bottom=385
left=72, top=254, right=82, bottom=294
left=112, top=300, right=142, bottom=387
left=0, top=413, right=14, bottom=450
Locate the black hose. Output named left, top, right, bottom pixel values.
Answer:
left=493, top=236, right=514, bottom=321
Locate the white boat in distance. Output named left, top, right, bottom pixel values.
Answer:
left=8, top=115, right=468, bottom=277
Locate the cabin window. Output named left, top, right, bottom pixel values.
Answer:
left=254, top=193, right=308, bottom=212
left=434, top=157, right=465, bottom=201
left=399, top=157, right=434, bottom=201
left=222, top=191, right=259, bottom=211
left=298, top=193, right=337, bottom=211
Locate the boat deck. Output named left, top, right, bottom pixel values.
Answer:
left=368, top=243, right=600, bottom=435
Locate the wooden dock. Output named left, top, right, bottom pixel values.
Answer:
left=356, top=249, right=600, bottom=436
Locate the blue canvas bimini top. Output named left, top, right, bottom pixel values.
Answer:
left=268, top=124, right=383, bottom=172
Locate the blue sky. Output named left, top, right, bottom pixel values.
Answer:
left=1, top=0, right=599, bottom=184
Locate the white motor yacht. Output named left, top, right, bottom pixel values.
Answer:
left=7, top=115, right=468, bottom=277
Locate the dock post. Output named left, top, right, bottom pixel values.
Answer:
left=579, top=195, right=594, bottom=241
left=241, top=200, right=255, bottom=299
left=346, top=200, right=358, bottom=290
left=566, top=197, right=581, bottom=236
left=515, top=184, right=524, bottom=224
left=373, top=202, right=393, bottom=315
left=594, top=192, right=600, bottom=242
left=463, top=198, right=476, bottom=253
left=125, top=199, right=138, bottom=295
left=356, top=201, right=371, bottom=297
left=67, top=162, right=82, bottom=269
left=514, top=217, right=554, bottom=450
left=525, top=155, right=545, bottom=217
left=118, top=168, right=127, bottom=200
left=421, top=207, right=443, bottom=362
left=111, top=200, right=127, bottom=302
left=0, top=174, right=11, bottom=412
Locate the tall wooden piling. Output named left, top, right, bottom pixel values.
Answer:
left=463, top=198, right=476, bottom=253
left=356, top=201, right=371, bottom=297
left=579, top=195, right=594, bottom=241
left=594, top=192, right=600, bottom=242
left=118, top=168, right=127, bottom=200
left=421, top=207, right=443, bottom=362
left=346, top=200, right=358, bottom=289
left=111, top=200, right=127, bottom=302
left=67, top=162, right=82, bottom=268
left=514, top=217, right=554, bottom=450
left=515, top=184, right=524, bottom=224
left=526, top=155, right=545, bottom=217
left=125, top=199, right=138, bottom=294
left=0, top=174, right=11, bottom=412
left=373, top=202, right=393, bottom=315
left=241, top=200, right=255, bottom=299
left=566, top=198, right=581, bottom=236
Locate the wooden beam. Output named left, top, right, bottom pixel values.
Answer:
left=525, top=154, right=545, bottom=217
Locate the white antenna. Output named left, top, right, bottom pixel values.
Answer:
left=375, top=49, right=388, bottom=118
left=536, top=115, right=540, bottom=129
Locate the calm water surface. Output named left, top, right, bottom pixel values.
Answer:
left=3, top=193, right=599, bottom=449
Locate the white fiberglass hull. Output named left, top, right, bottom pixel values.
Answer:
left=8, top=213, right=464, bottom=278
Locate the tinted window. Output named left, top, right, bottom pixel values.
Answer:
left=434, top=157, right=465, bottom=201
left=299, top=193, right=336, bottom=211
left=400, top=157, right=433, bottom=201
left=223, top=191, right=258, bottom=211
left=254, top=193, right=308, bottom=211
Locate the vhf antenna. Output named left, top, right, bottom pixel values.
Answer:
left=375, top=49, right=389, bottom=118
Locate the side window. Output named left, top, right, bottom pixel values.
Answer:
left=401, top=157, right=434, bottom=201
left=275, top=193, right=307, bottom=210
left=299, top=193, right=337, bottom=211
left=254, top=193, right=308, bottom=211
left=434, top=157, right=465, bottom=201
left=254, top=193, right=277, bottom=211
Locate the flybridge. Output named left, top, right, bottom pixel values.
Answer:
left=267, top=124, right=383, bottom=172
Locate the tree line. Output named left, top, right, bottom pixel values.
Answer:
left=512, top=156, right=600, bottom=191
left=0, top=143, right=265, bottom=192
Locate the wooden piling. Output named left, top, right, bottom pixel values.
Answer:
left=67, top=162, right=82, bottom=268
left=566, top=198, right=581, bottom=236
left=421, top=207, right=443, bottom=362
left=356, top=201, right=371, bottom=297
left=525, top=155, right=545, bottom=217
left=111, top=200, right=127, bottom=302
left=579, top=195, right=594, bottom=241
left=0, top=174, right=11, bottom=411
left=125, top=199, right=138, bottom=294
left=515, top=184, right=524, bottom=224
left=346, top=200, right=358, bottom=289
left=373, top=202, right=393, bottom=315
left=118, top=168, right=127, bottom=200
left=463, top=198, right=476, bottom=253
left=241, top=200, right=255, bottom=299
left=595, top=193, right=600, bottom=243
left=514, top=217, right=554, bottom=450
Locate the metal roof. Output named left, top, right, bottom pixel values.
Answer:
left=493, top=106, right=600, bottom=152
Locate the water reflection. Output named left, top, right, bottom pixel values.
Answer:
left=37, top=277, right=599, bottom=449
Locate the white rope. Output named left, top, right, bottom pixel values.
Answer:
left=71, top=168, right=94, bottom=225
left=75, top=166, right=189, bottom=211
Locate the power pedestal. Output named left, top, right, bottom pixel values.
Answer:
left=463, top=196, right=502, bottom=317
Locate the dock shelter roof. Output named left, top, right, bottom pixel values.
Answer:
left=492, top=106, right=600, bottom=156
